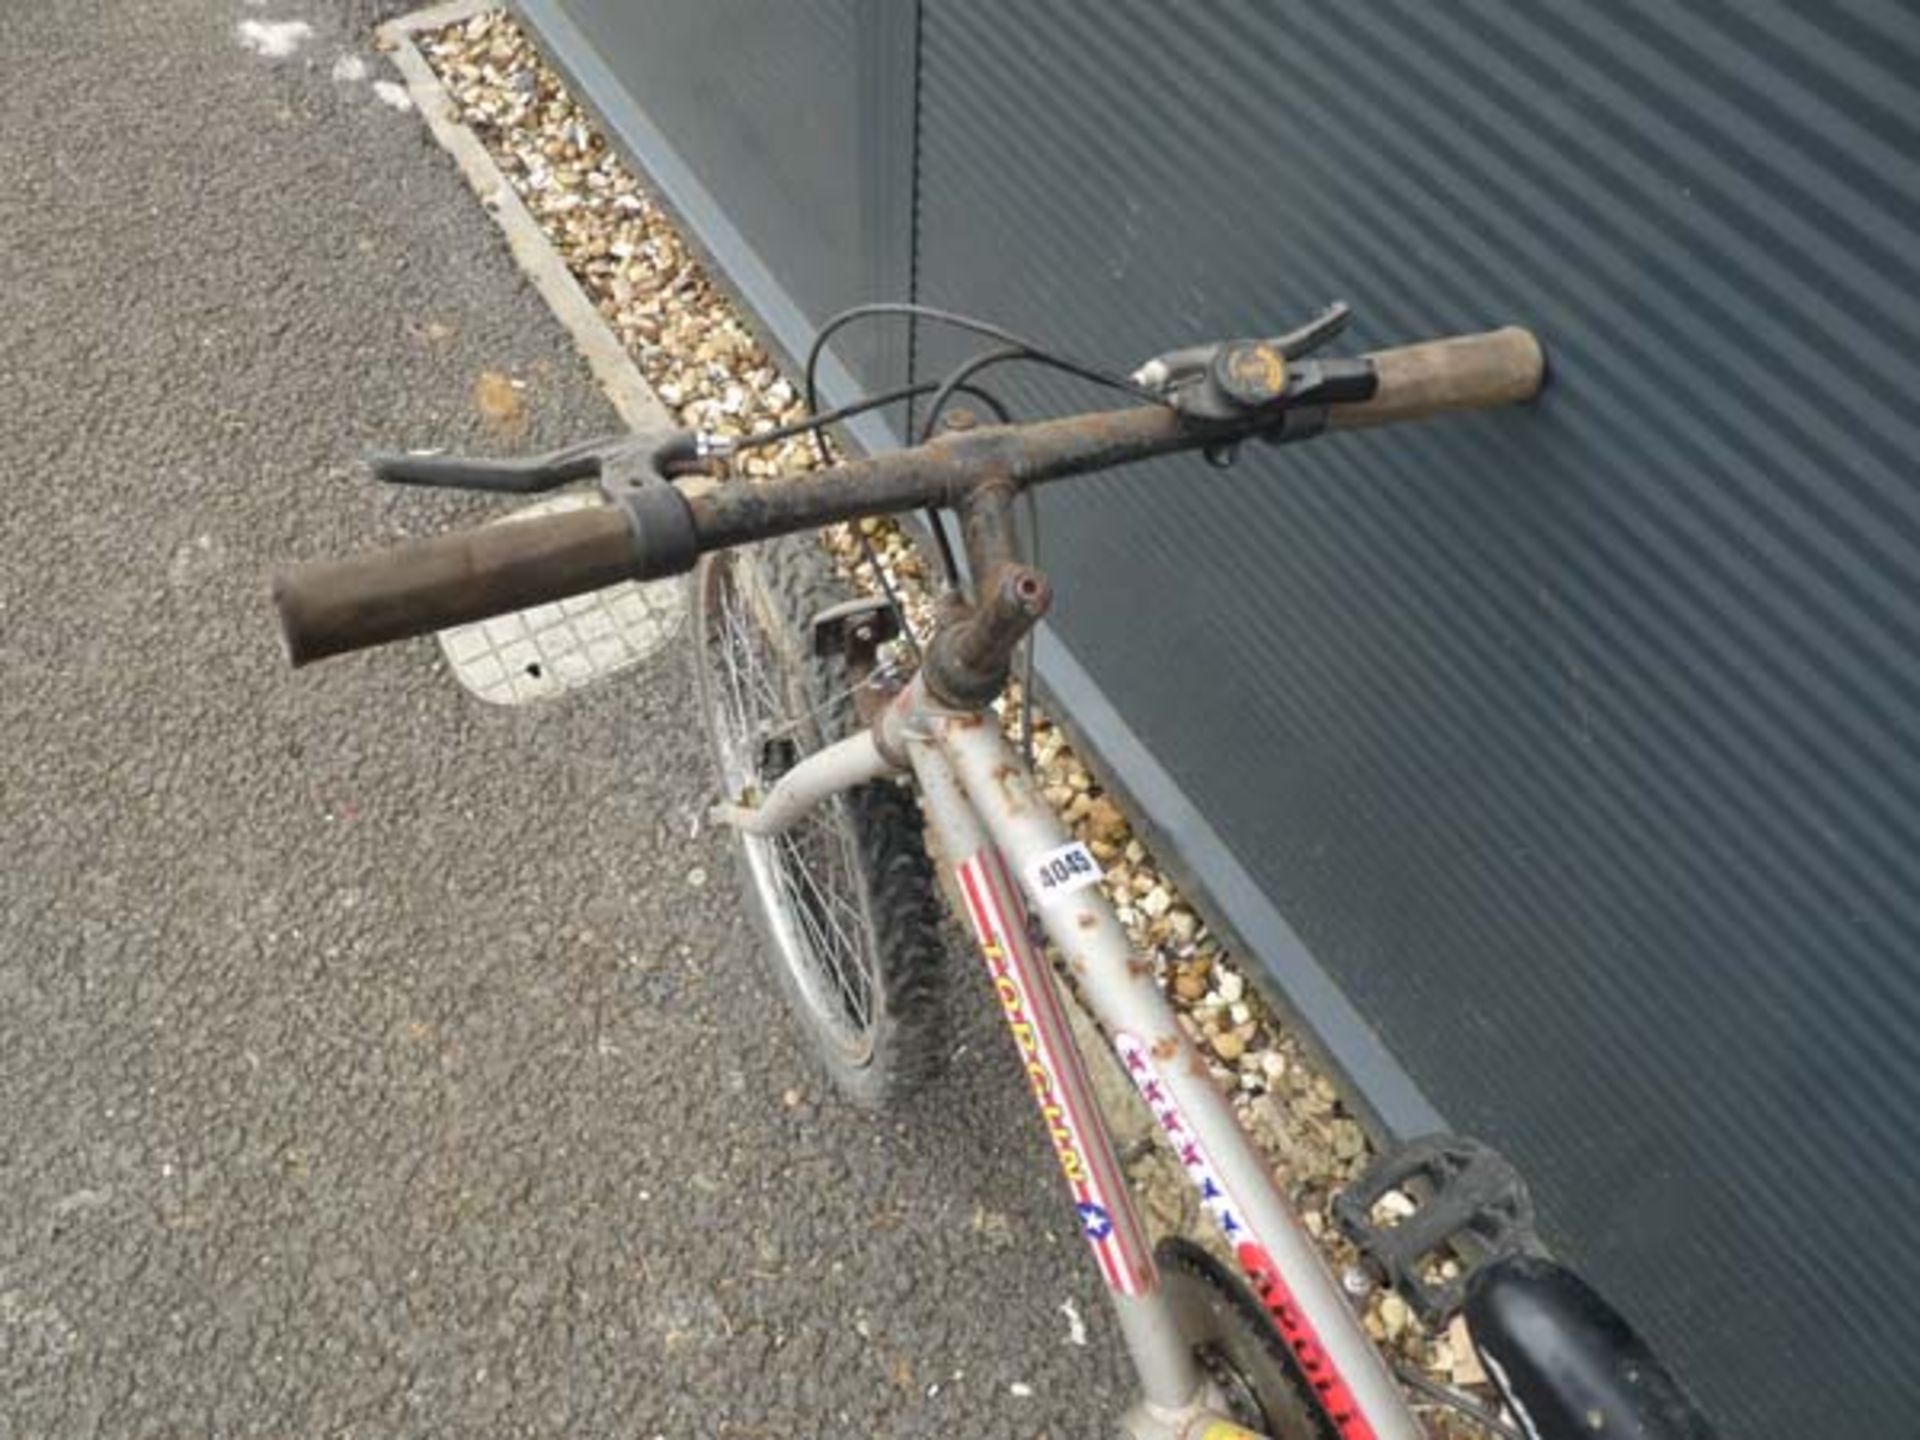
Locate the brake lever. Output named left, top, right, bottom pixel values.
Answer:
left=367, top=429, right=730, bottom=494
left=366, top=440, right=605, bottom=493
left=1269, top=300, right=1352, bottom=359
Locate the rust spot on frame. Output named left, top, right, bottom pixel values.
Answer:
left=1126, top=956, right=1154, bottom=980
left=990, top=761, right=1027, bottom=816
left=1151, top=1034, right=1180, bottom=1062
left=1074, top=911, right=1097, bottom=932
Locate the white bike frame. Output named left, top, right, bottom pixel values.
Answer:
left=720, top=670, right=1423, bottom=1440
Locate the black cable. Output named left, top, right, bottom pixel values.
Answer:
left=1390, top=1361, right=1522, bottom=1440
left=1019, top=485, right=1041, bottom=766
left=802, top=303, right=1162, bottom=428
left=923, top=505, right=964, bottom=593
left=794, top=303, right=1158, bottom=664
left=915, top=348, right=1052, bottom=753
left=784, top=380, right=966, bottom=663
left=850, top=528, right=920, bottom=660
left=915, top=367, right=1014, bottom=589
left=733, top=378, right=1009, bottom=454
left=916, top=345, right=1027, bottom=445
left=801, top=304, right=1161, bottom=602
left=776, top=372, right=1007, bottom=604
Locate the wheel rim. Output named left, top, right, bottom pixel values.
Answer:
left=697, top=550, right=881, bottom=1065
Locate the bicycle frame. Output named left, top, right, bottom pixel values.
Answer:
left=720, top=669, right=1422, bottom=1440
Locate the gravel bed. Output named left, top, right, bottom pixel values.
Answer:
left=418, top=11, right=1493, bottom=1422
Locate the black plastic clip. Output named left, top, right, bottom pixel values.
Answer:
left=809, top=595, right=901, bottom=660
left=1129, top=302, right=1377, bottom=427
left=599, top=439, right=700, bottom=579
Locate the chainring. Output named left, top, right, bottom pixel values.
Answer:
left=1157, top=1236, right=1338, bottom=1440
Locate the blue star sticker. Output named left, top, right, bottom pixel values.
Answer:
left=1077, top=1202, right=1114, bottom=1242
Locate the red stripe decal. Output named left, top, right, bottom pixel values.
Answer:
left=977, top=853, right=1149, bottom=1284
left=957, top=852, right=1148, bottom=1296
left=1232, top=1241, right=1378, bottom=1440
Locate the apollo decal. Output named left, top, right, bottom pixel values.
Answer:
left=1114, top=1032, right=1379, bottom=1440
left=957, top=850, right=1149, bottom=1297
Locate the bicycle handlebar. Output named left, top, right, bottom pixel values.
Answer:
left=271, top=327, right=1544, bottom=667
left=1327, top=327, right=1543, bottom=430
left=274, top=505, right=642, bottom=666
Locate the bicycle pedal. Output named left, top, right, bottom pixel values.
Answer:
left=1333, top=1134, right=1541, bottom=1327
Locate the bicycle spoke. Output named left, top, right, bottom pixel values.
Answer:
left=771, top=847, right=866, bottom=1026
left=776, top=847, right=869, bottom=1029
left=704, top=552, right=881, bottom=1055
left=776, top=823, right=873, bottom=1027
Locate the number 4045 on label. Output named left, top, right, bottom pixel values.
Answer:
left=1022, top=840, right=1103, bottom=907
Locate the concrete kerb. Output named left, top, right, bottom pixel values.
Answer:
left=375, top=1, right=671, bottom=436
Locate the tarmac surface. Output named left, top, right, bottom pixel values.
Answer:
left=0, top=2, right=1132, bottom=1434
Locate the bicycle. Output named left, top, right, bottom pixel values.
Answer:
left=271, top=304, right=1717, bottom=1440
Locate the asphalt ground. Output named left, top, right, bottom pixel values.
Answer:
left=0, top=2, right=1131, bottom=1434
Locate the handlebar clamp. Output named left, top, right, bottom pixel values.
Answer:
left=600, top=443, right=699, bottom=579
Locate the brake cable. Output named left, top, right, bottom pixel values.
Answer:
left=801, top=303, right=1166, bottom=596
left=732, top=377, right=1012, bottom=456
left=782, top=303, right=1165, bottom=751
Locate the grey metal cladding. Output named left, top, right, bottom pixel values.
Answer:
left=515, top=0, right=1918, bottom=1434
left=914, top=3, right=1920, bottom=1437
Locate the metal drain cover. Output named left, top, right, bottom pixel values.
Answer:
left=435, top=491, right=683, bottom=705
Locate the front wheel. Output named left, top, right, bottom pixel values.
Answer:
left=688, top=535, right=947, bottom=1108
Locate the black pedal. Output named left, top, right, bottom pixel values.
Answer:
left=1333, top=1134, right=1541, bottom=1326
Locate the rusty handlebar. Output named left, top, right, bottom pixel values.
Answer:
left=1327, top=327, right=1543, bottom=430
left=271, top=327, right=1544, bottom=667
left=273, top=505, right=641, bottom=668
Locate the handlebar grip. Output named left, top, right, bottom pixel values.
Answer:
left=273, top=504, right=645, bottom=668
left=1330, top=327, right=1545, bottom=430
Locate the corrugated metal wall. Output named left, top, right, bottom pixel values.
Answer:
left=913, top=8, right=1920, bottom=1434
left=522, top=4, right=1920, bottom=1435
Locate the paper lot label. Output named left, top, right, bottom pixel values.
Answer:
left=1022, top=840, right=1103, bottom=907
